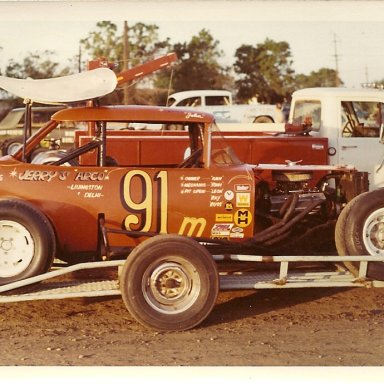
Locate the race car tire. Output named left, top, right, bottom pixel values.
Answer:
left=31, top=149, right=78, bottom=166
left=120, top=234, right=219, bottom=331
left=335, top=190, right=384, bottom=280
left=0, top=199, right=56, bottom=285
left=1, top=137, right=23, bottom=156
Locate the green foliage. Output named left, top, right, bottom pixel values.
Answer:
left=80, top=21, right=122, bottom=65
left=234, top=38, right=296, bottom=104
left=4, top=50, right=70, bottom=79
left=79, top=21, right=170, bottom=72
left=79, top=21, right=171, bottom=104
left=295, top=67, right=343, bottom=89
left=165, top=29, right=231, bottom=93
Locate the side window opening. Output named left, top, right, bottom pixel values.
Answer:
left=176, top=97, right=201, bottom=107
left=205, top=96, right=230, bottom=106
left=341, top=101, right=381, bottom=138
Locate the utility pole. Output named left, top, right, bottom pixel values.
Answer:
left=78, top=45, right=82, bottom=73
left=333, top=34, right=340, bottom=87
left=123, top=21, right=130, bottom=105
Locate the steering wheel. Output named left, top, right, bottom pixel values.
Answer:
left=342, top=121, right=363, bottom=137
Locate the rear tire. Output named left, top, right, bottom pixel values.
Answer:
left=120, top=235, right=219, bottom=331
left=0, top=199, right=56, bottom=285
left=335, top=190, right=384, bottom=279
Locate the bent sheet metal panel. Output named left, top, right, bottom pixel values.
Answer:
left=0, top=68, right=117, bottom=103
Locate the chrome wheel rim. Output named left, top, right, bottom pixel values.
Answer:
left=363, top=208, right=384, bottom=255
left=143, top=257, right=201, bottom=314
left=0, top=220, right=35, bottom=277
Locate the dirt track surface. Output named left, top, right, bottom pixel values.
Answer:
left=1, top=282, right=384, bottom=367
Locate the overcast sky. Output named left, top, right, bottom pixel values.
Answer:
left=0, top=1, right=383, bottom=87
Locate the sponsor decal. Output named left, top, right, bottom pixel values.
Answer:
left=211, top=223, right=233, bottom=237
left=229, top=232, right=244, bottom=239
left=225, top=201, right=233, bottom=211
left=236, top=192, right=250, bottom=208
left=178, top=217, right=207, bottom=237
left=224, top=190, right=234, bottom=200
left=215, top=213, right=233, bottom=222
left=234, top=209, right=252, bottom=228
left=235, top=184, right=251, bottom=192
left=75, top=171, right=107, bottom=181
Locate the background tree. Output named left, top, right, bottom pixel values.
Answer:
left=163, top=29, right=232, bottom=96
left=80, top=21, right=171, bottom=104
left=234, top=38, right=295, bottom=104
left=4, top=50, right=69, bottom=79
left=295, top=67, right=343, bottom=89
left=80, top=21, right=170, bottom=67
left=80, top=21, right=122, bottom=65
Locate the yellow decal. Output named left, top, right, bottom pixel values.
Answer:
left=215, top=213, right=233, bottom=222
left=236, top=193, right=251, bottom=208
left=234, top=209, right=252, bottom=228
left=178, top=217, right=207, bottom=237
left=122, top=170, right=168, bottom=233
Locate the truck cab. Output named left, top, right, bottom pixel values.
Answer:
left=289, top=87, right=384, bottom=189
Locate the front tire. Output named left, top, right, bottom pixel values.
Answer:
left=335, top=190, right=384, bottom=279
left=120, top=235, right=219, bottom=331
left=0, top=199, right=56, bottom=285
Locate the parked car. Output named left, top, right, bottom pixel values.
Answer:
left=0, top=105, right=77, bottom=156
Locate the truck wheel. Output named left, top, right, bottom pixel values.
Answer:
left=120, top=235, right=219, bottom=331
left=0, top=200, right=56, bottom=285
left=335, top=190, right=384, bottom=279
left=253, top=116, right=274, bottom=123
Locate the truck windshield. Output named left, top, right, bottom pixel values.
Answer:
left=210, top=123, right=243, bottom=165
left=292, top=100, right=321, bottom=131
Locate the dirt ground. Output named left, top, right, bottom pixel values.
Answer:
left=1, top=276, right=384, bottom=371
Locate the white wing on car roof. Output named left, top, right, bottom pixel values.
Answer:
left=0, top=68, right=117, bottom=103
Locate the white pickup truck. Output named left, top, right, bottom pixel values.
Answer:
left=167, top=89, right=280, bottom=123
left=169, top=87, right=384, bottom=190
left=287, top=87, right=384, bottom=190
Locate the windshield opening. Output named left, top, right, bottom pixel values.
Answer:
left=210, top=122, right=243, bottom=166
left=292, top=100, right=321, bottom=131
